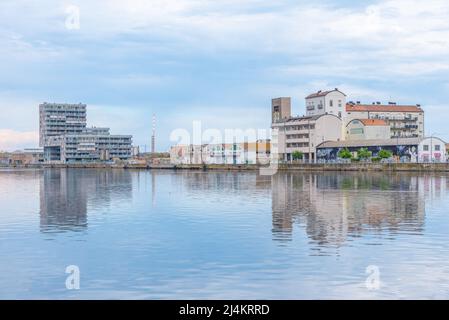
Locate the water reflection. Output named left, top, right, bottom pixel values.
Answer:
left=271, top=173, right=445, bottom=246
left=39, top=169, right=132, bottom=233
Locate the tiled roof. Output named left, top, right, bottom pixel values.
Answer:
left=359, top=119, right=388, bottom=126
left=346, top=104, right=423, bottom=113
left=306, top=89, right=346, bottom=99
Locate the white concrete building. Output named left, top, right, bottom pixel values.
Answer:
left=346, top=103, right=424, bottom=138
left=305, top=89, right=347, bottom=119
left=272, top=114, right=343, bottom=162
left=418, top=137, right=447, bottom=163
left=346, top=119, right=391, bottom=140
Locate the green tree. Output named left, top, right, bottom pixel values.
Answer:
left=357, top=148, right=372, bottom=159
left=292, top=151, right=303, bottom=160
left=338, top=148, right=352, bottom=159
left=378, top=149, right=393, bottom=159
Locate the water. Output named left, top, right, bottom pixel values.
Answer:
left=1, top=168, right=449, bottom=299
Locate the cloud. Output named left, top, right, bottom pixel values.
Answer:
left=0, top=129, right=38, bottom=151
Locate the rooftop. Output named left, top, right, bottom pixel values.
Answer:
left=306, top=88, right=346, bottom=99
left=357, top=119, right=389, bottom=126
left=346, top=104, right=423, bottom=113
left=317, top=138, right=422, bottom=149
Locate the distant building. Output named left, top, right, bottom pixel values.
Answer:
left=2, top=148, right=44, bottom=166
left=346, top=119, right=391, bottom=140
left=170, top=141, right=271, bottom=165
left=39, top=103, right=133, bottom=163
left=346, top=102, right=424, bottom=138
left=305, top=88, right=347, bottom=119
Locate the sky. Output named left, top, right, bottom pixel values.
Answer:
left=1, top=0, right=449, bottom=151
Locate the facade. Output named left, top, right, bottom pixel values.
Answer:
left=170, top=141, right=271, bottom=165
left=305, top=89, right=347, bottom=118
left=346, top=119, right=391, bottom=140
left=39, top=103, right=87, bottom=147
left=61, top=130, right=133, bottom=163
left=272, top=97, right=292, bottom=123
left=271, top=112, right=343, bottom=162
left=0, top=148, right=44, bottom=165
left=316, top=137, right=447, bottom=163
left=39, top=103, right=132, bottom=163
left=346, top=103, right=424, bottom=138
left=418, top=137, right=447, bottom=163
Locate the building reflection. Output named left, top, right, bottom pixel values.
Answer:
left=39, top=169, right=132, bottom=233
left=271, top=172, right=441, bottom=246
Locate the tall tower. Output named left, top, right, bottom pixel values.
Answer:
left=271, top=98, right=291, bottom=124
left=151, top=114, right=156, bottom=154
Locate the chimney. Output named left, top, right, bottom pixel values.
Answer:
left=356, top=101, right=361, bottom=104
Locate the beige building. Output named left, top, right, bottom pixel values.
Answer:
left=346, top=119, right=391, bottom=140
left=305, top=88, right=347, bottom=119
left=346, top=103, right=424, bottom=138
left=272, top=114, right=343, bottom=162
left=170, top=141, right=271, bottom=165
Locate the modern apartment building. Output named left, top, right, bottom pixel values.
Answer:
left=61, top=129, right=133, bottom=163
left=39, top=103, right=87, bottom=147
left=39, top=103, right=133, bottom=163
left=346, top=102, right=424, bottom=138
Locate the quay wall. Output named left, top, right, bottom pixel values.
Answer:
left=3, top=163, right=449, bottom=172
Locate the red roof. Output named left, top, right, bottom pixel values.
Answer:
left=359, top=119, right=388, bottom=126
left=346, top=104, right=423, bottom=113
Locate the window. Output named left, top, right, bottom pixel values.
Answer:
left=435, top=145, right=441, bottom=151
left=423, top=145, right=429, bottom=151
left=338, top=112, right=342, bottom=118
left=329, top=100, right=333, bottom=107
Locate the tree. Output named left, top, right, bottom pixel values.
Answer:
left=378, top=149, right=393, bottom=159
left=338, top=148, right=352, bottom=159
left=357, top=148, right=372, bottom=159
left=292, top=151, right=303, bottom=160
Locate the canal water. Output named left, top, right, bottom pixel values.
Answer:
left=1, top=168, right=449, bottom=299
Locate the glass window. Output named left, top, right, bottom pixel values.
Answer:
left=435, top=145, right=440, bottom=151
left=329, top=100, right=333, bottom=107
left=423, top=145, right=429, bottom=151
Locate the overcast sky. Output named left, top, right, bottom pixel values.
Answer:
left=1, top=0, right=449, bottom=151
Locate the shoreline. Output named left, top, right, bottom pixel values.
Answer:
left=2, top=162, right=449, bottom=172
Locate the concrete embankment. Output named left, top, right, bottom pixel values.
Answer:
left=2, top=163, right=449, bottom=172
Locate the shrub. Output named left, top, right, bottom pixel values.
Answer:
left=357, top=148, right=372, bottom=159
left=378, top=149, right=393, bottom=159
left=292, top=151, right=304, bottom=160
left=338, top=148, right=352, bottom=159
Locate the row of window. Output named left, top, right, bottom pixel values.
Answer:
left=423, top=145, right=441, bottom=151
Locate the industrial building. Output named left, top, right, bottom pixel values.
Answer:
left=271, top=97, right=343, bottom=162
left=316, top=137, right=446, bottom=163
left=39, top=103, right=133, bottom=163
